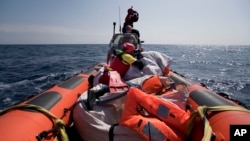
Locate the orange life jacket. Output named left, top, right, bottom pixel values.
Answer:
left=119, top=87, right=190, bottom=141
left=141, top=76, right=176, bottom=95
left=141, top=76, right=163, bottom=94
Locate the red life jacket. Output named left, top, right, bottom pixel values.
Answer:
left=99, top=70, right=128, bottom=93
left=110, top=56, right=130, bottom=77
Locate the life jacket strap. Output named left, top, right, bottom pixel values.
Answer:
left=109, top=123, right=119, bottom=141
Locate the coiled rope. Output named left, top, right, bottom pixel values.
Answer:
left=0, top=104, right=69, bottom=141
left=186, top=105, right=250, bottom=141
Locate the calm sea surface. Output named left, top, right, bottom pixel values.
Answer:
left=0, top=44, right=250, bottom=109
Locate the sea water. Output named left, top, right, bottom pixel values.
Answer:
left=0, top=44, right=249, bottom=109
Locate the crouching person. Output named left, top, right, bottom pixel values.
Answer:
left=110, top=42, right=143, bottom=78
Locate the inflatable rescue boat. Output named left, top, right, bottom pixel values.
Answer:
left=72, top=32, right=250, bottom=141
left=0, top=32, right=250, bottom=141
left=1, top=63, right=250, bottom=141
left=72, top=63, right=250, bottom=141
left=0, top=64, right=103, bottom=141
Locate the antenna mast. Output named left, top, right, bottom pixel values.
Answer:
left=119, top=7, right=121, bottom=33
left=113, top=22, right=116, bottom=35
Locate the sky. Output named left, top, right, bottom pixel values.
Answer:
left=0, top=0, right=249, bottom=45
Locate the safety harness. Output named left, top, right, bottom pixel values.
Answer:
left=186, top=105, right=250, bottom=141
left=0, top=104, right=69, bottom=141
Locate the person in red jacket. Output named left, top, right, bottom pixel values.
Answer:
left=122, top=7, right=140, bottom=38
left=87, top=43, right=143, bottom=110
left=122, top=7, right=139, bottom=32
left=88, top=42, right=143, bottom=89
left=110, top=42, right=143, bottom=77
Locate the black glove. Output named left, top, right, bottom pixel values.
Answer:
left=132, top=11, right=139, bottom=22
left=133, top=60, right=144, bottom=70
left=134, top=50, right=143, bottom=60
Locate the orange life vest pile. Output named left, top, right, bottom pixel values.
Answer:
left=119, top=87, right=190, bottom=141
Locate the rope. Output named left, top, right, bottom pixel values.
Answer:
left=186, top=105, right=250, bottom=141
left=0, top=104, right=69, bottom=141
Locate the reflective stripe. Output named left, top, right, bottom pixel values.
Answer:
left=157, top=104, right=169, bottom=119
left=142, top=121, right=165, bottom=141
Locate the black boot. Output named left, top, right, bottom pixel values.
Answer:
left=88, top=75, right=95, bottom=88
left=95, top=86, right=109, bottom=98
left=86, top=89, right=96, bottom=110
left=86, top=86, right=109, bottom=110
